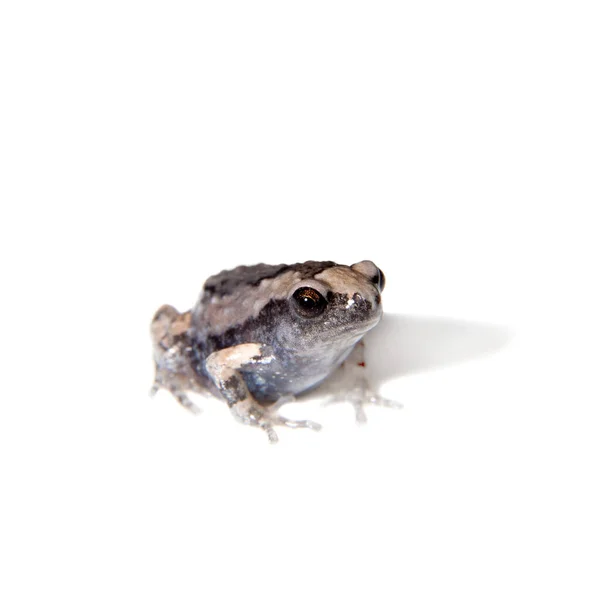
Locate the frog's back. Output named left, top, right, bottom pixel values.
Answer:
left=191, top=261, right=337, bottom=358
left=199, top=261, right=337, bottom=299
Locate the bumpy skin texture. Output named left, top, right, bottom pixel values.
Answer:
left=150, top=260, right=390, bottom=442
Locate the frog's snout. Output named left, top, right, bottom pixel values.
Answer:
left=348, top=289, right=382, bottom=326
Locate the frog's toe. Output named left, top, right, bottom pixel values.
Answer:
left=275, top=415, right=322, bottom=431
left=367, top=394, right=402, bottom=410
left=175, top=392, right=202, bottom=414
left=251, top=410, right=322, bottom=443
left=260, top=422, right=280, bottom=444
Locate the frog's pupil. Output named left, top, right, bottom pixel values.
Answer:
left=292, top=287, right=326, bottom=317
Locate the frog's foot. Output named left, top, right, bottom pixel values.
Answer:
left=324, top=383, right=402, bottom=425
left=149, top=376, right=202, bottom=415
left=322, top=340, right=402, bottom=424
left=232, top=402, right=322, bottom=444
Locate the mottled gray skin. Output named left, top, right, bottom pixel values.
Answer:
left=150, top=260, right=387, bottom=442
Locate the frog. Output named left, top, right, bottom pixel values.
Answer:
left=150, top=260, right=398, bottom=442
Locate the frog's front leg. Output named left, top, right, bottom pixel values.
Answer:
left=205, top=343, right=321, bottom=443
left=324, top=340, right=402, bottom=424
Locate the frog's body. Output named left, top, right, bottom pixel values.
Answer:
left=150, top=260, right=393, bottom=442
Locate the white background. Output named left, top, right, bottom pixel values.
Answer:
left=1, top=1, right=599, bottom=599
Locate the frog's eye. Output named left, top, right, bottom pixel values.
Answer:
left=372, top=268, right=386, bottom=292
left=292, top=287, right=327, bottom=318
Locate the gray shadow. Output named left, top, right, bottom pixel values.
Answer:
left=365, top=313, right=513, bottom=383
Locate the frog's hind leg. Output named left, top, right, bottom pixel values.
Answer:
left=150, top=304, right=202, bottom=414
left=149, top=368, right=201, bottom=414
left=205, top=344, right=321, bottom=443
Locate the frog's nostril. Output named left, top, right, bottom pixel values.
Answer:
left=352, top=293, right=370, bottom=309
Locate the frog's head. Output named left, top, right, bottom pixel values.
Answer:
left=274, top=260, right=385, bottom=356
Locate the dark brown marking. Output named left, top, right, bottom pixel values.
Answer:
left=222, top=376, right=248, bottom=406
